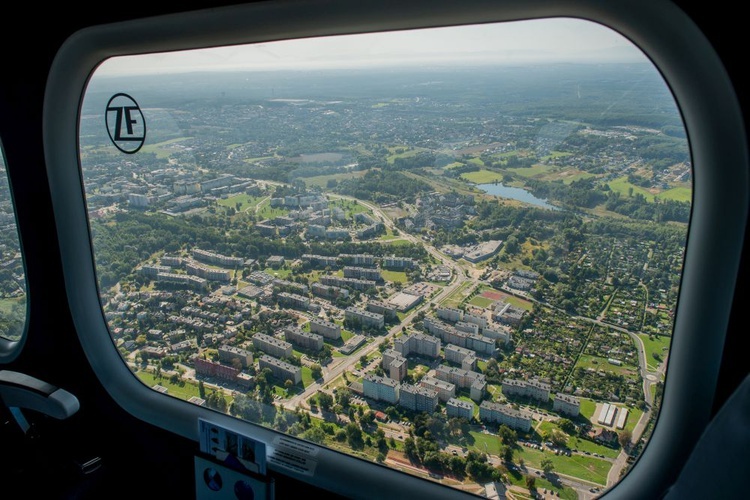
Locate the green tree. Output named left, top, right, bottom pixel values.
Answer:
left=404, top=437, right=418, bottom=461
left=345, top=422, right=364, bottom=450
left=558, top=418, right=576, bottom=435
left=317, top=392, right=334, bottom=411
left=501, top=445, right=514, bottom=463
left=525, top=475, right=536, bottom=493
left=619, top=429, right=633, bottom=450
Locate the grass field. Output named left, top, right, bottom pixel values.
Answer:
left=472, top=425, right=611, bottom=486
left=608, top=177, right=693, bottom=202
left=622, top=406, right=643, bottom=434
left=508, top=164, right=554, bottom=178
left=381, top=270, right=408, bottom=283
left=576, top=354, right=639, bottom=377
left=135, top=369, right=230, bottom=404
left=303, top=171, right=367, bottom=188
left=341, top=329, right=354, bottom=342
left=656, top=186, right=692, bottom=202
left=469, top=295, right=495, bottom=308
left=217, top=193, right=267, bottom=212
left=506, top=473, right=578, bottom=500
left=516, top=447, right=610, bottom=485
left=255, top=200, right=290, bottom=219
left=439, top=280, right=474, bottom=309
left=442, top=161, right=466, bottom=170
left=579, top=398, right=597, bottom=420
left=140, top=137, right=192, bottom=159
left=386, top=146, right=428, bottom=164
left=460, top=170, right=504, bottom=184
left=329, top=198, right=369, bottom=215
left=638, top=333, right=671, bottom=370
left=383, top=239, right=412, bottom=247
left=502, top=294, right=533, bottom=311
left=608, top=176, right=657, bottom=201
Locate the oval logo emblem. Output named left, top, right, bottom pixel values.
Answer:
left=105, top=93, right=146, bottom=154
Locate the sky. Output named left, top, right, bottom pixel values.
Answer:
left=96, top=18, right=647, bottom=76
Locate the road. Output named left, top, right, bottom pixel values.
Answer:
left=180, top=188, right=669, bottom=495
left=281, top=195, right=468, bottom=412
left=605, top=334, right=668, bottom=487
left=281, top=258, right=466, bottom=412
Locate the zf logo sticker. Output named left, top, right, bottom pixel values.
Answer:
left=106, top=93, right=146, bottom=154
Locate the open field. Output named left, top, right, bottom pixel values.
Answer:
left=460, top=170, right=504, bottom=184
left=638, top=333, right=671, bottom=370
left=303, top=171, right=367, bottom=188
left=140, top=137, right=192, bottom=159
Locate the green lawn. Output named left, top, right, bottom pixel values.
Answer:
left=469, top=296, right=495, bottom=308
left=517, top=447, right=611, bottom=485
left=136, top=370, right=205, bottom=401
left=460, top=170, right=504, bottom=184
left=442, top=161, right=466, bottom=170
left=381, top=270, right=408, bottom=283
left=470, top=431, right=503, bottom=456
left=217, top=193, right=267, bottom=212
left=301, top=366, right=313, bottom=387
left=255, top=200, right=290, bottom=219
left=505, top=471, right=578, bottom=499
left=341, top=329, right=354, bottom=342
left=638, top=333, right=671, bottom=370
left=329, top=197, right=369, bottom=215
left=503, top=294, right=534, bottom=311
left=139, top=137, right=192, bottom=159
left=579, top=398, right=597, bottom=420
left=621, top=406, right=643, bottom=434
left=655, top=186, right=692, bottom=202
left=608, top=176, right=656, bottom=201
left=567, top=436, right=620, bottom=459
left=562, top=173, right=596, bottom=184
left=264, top=266, right=292, bottom=279
left=439, top=280, right=474, bottom=309
left=304, top=171, right=368, bottom=189
left=384, top=239, right=412, bottom=247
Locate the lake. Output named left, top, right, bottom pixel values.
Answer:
left=477, top=183, right=560, bottom=210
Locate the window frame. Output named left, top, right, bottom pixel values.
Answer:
left=43, top=0, right=749, bottom=498
left=0, top=142, right=30, bottom=361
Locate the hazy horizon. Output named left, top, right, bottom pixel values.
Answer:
left=95, top=18, right=645, bottom=76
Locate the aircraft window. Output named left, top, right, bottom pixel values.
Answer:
left=78, top=18, right=691, bottom=498
left=0, top=147, right=27, bottom=344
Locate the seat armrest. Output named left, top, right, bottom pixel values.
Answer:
left=0, top=370, right=80, bottom=420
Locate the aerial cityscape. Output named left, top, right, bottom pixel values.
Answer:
left=43, top=50, right=691, bottom=499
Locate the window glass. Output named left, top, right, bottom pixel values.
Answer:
left=0, top=147, right=27, bottom=342
left=79, top=19, right=690, bottom=497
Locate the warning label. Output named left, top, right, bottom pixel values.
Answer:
left=268, top=436, right=319, bottom=476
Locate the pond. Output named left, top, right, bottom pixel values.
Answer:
left=477, top=182, right=560, bottom=210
